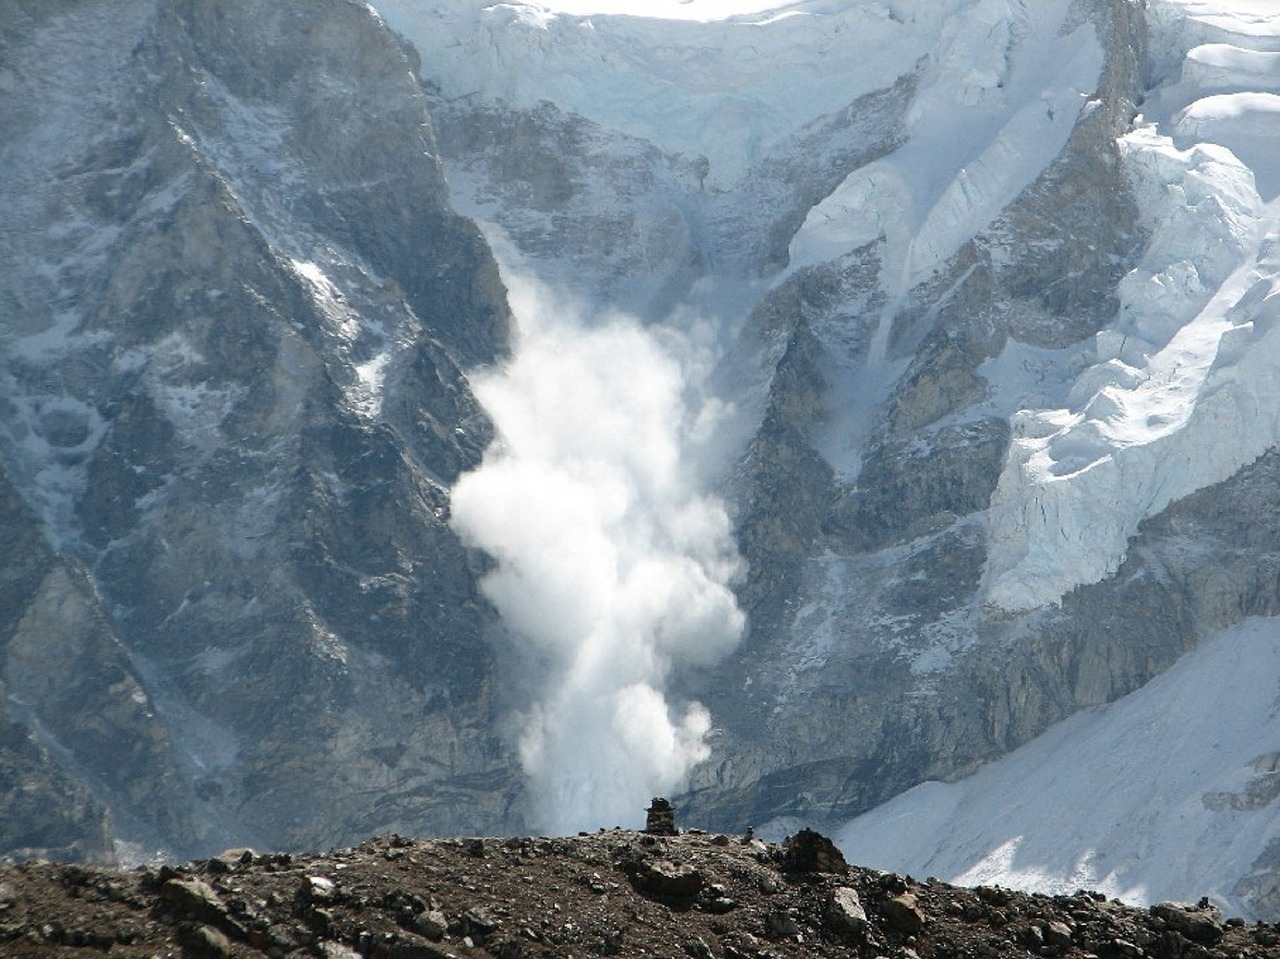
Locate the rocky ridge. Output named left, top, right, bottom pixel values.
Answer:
left=0, top=827, right=1272, bottom=959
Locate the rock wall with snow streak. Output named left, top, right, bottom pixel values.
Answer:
left=0, top=0, right=515, bottom=861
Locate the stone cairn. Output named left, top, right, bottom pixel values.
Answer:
left=644, top=797, right=677, bottom=836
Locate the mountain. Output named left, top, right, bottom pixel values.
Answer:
left=0, top=0, right=515, bottom=859
left=4, top=0, right=1280, bottom=921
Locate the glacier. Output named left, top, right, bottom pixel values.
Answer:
left=984, top=0, right=1280, bottom=611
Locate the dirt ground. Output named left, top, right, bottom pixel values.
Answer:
left=1, top=827, right=1277, bottom=958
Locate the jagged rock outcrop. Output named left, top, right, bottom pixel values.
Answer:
left=0, top=0, right=518, bottom=860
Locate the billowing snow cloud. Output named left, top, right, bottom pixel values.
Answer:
left=450, top=268, right=744, bottom=834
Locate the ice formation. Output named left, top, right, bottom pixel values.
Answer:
left=983, top=0, right=1280, bottom=611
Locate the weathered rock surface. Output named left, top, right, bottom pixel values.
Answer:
left=1, top=830, right=1275, bottom=959
left=0, top=0, right=517, bottom=860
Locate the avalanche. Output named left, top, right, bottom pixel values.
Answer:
left=373, top=0, right=1280, bottom=910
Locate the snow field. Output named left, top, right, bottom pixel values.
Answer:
left=837, top=618, right=1280, bottom=919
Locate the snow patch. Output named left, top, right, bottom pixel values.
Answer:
left=287, top=259, right=392, bottom=419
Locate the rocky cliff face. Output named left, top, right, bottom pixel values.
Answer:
left=0, top=0, right=518, bottom=861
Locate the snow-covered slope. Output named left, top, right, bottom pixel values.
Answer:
left=837, top=618, right=1280, bottom=919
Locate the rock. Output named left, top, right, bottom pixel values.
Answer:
left=463, top=905, right=500, bottom=937
left=765, top=909, right=800, bottom=938
left=782, top=830, right=849, bottom=875
left=976, top=885, right=1012, bottom=907
left=683, top=936, right=714, bottom=959
left=1044, top=921, right=1075, bottom=949
left=161, top=877, right=228, bottom=925
left=1150, top=901, right=1224, bottom=944
left=827, top=887, right=869, bottom=935
left=318, top=943, right=363, bottom=959
left=303, top=876, right=338, bottom=904
left=719, top=931, right=762, bottom=959
left=371, top=934, right=453, bottom=959
left=628, top=858, right=704, bottom=901
left=184, top=924, right=232, bottom=957
left=1103, top=938, right=1143, bottom=958
left=413, top=909, right=448, bottom=940
left=215, top=848, right=257, bottom=869
left=883, top=893, right=925, bottom=934
left=699, top=882, right=738, bottom=913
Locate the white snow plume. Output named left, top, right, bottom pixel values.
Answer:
left=450, top=271, right=745, bottom=835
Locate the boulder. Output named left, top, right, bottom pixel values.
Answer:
left=782, top=830, right=849, bottom=875
left=883, top=893, right=925, bottom=934
left=827, top=887, right=869, bottom=935
left=1150, top=901, right=1224, bottom=944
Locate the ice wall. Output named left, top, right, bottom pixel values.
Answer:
left=984, top=0, right=1280, bottom=612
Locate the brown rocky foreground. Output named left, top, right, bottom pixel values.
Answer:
left=0, top=828, right=1276, bottom=959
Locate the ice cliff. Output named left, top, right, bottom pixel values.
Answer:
left=984, top=0, right=1280, bottom=612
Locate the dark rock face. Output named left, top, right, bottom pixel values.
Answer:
left=0, top=0, right=518, bottom=860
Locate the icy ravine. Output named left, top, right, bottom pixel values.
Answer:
left=836, top=619, right=1280, bottom=919
left=376, top=0, right=1112, bottom=830
left=984, top=0, right=1280, bottom=612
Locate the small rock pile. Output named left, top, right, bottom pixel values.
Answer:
left=0, top=829, right=1276, bottom=958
